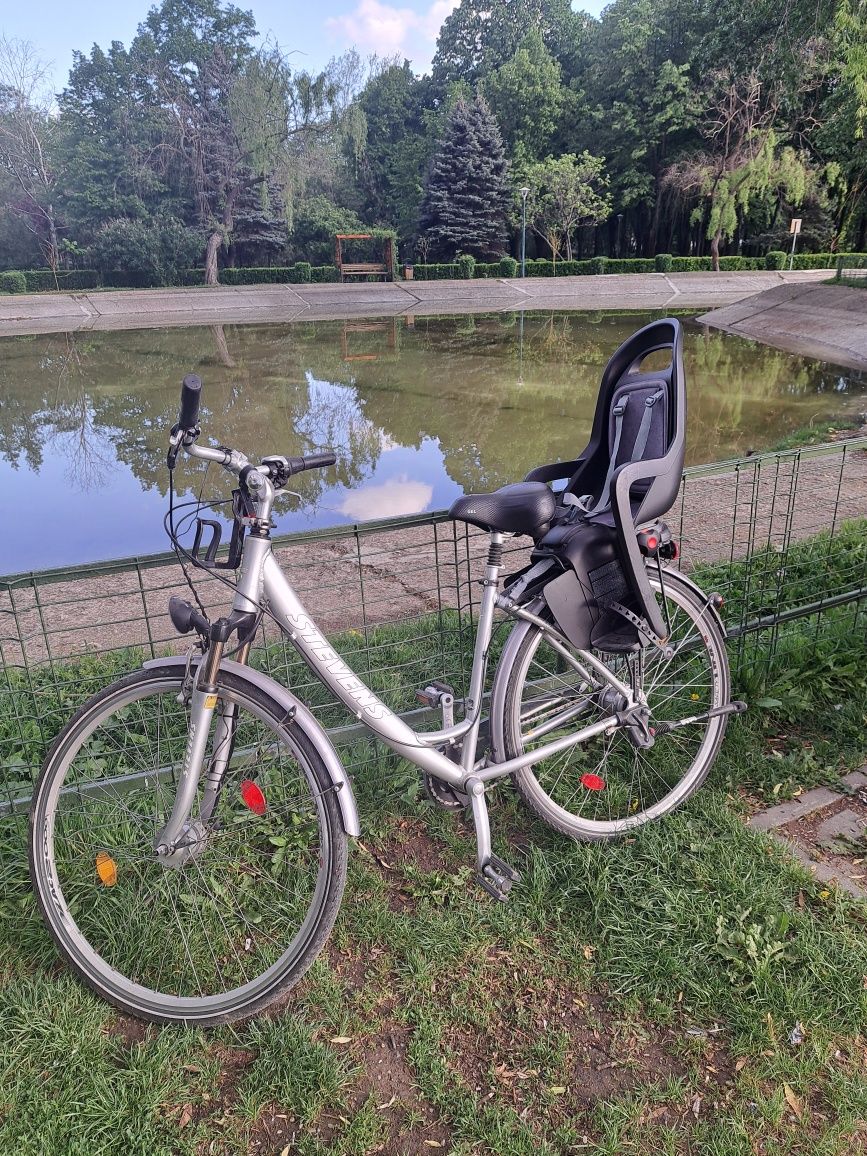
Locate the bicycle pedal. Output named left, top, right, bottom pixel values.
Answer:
left=415, top=681, right=456, bottom=708
left=477, top=854, right=521, bottom=903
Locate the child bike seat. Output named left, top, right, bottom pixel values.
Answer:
left=524, top=318, right=686, bottom=647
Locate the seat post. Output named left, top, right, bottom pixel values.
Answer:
left=460, top=531, right=504, bottom=771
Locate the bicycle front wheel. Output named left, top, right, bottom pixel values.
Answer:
left=29, top=665, right=347, bottom=1026
left=498, top=570, right=730, bottom=841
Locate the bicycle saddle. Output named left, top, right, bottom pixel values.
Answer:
left=449, top=481, right=556, bottom=537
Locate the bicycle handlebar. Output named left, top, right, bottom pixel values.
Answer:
left=178, top=374, right=202, bottom=429
left=169, top=374, right=337, bottom=487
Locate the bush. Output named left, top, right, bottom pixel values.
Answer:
left=655, top=253, right=673, bottom=273
left=456, top=253, right=476, bottom=279
left=605, top=257, right=655, bottom=274
left=791, top=252, right=845, bottom=270
left=670, top=256, right=713, bottom=272
left=499, top=255, right=518, bottom=277
left=293, top=262, right=312, bottom=283
left=588, top=256, right=608, bottom=275
left=717, top=256, right=765, bottom=271
left=24, top=269, right=101, bottom=291
left=217, top=264, right=331, bottom=285
left=90, top=217, right=203, bottom=286
left=311, top=265, right=339, bottom=283
left=0, top=270, right=27, bottom=293
left=413, top=263, right=459, bottom=280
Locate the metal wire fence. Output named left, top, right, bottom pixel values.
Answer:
left=2, top=436, right=866, bottom=812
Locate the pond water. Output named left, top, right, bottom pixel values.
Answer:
left=1, top=311, right=865, bottom=572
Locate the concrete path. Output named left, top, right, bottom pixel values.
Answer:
left=748, top=768, right=867, bottom=899
left=0, top=269, right=831, bottom=338
left=700, top=283, right=867, bottom=371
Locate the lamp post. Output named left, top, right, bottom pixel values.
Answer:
left=520, top=186, right=530, bottom=277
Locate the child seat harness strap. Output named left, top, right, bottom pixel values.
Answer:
left=565, top=387, right=664, bottom=520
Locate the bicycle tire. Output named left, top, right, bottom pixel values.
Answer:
left=29, top=664, right=347, bottom=1026
left=497, top=570, right=730, bottom=841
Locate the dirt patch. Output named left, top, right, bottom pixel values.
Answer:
left=104, top=1013, right=153, bottom=1051
left=347, top=1026, right=452, bottom=1156
left=443, top=945, right=735, bottom=1140
left=361, top=817, right=469, bottom=914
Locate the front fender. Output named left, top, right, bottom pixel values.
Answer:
left=142, top=656, right=360, bottom=837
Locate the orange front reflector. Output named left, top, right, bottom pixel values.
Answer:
left=240, top=779, right=267, bottom=815
left=95, top=851, right=117, bottom=887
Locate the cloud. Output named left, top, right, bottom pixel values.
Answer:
left=338, top=475, right=433, bottom=520
left=326, top=0, right=458, bottom=69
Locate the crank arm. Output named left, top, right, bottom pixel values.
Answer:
left=654, top=700, right=747, bottom=735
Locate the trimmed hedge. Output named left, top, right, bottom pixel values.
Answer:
left=217, top=264, right=338, bottom=285
left=413, top=263, right=460, bottom=280
left=0, top=270, right=27, bottom=293
left=176, top=265, right=340, bottom=286
left=23, top=269, right=101, bottom=291
left=765, top=251, right=787, bottom=270
left=792, top=252, right=852, bottom=270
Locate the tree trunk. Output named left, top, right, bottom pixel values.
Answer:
left=710, top=230, right=721, bottom=272
left=205, top=231, right=222, bottom=286
left=211, top=325, right=236, bottom=367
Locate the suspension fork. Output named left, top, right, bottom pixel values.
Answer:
left=155, top=605, right=259, bottom=852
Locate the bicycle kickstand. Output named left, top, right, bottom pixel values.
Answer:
left=465, top=776, right=521, bottom=902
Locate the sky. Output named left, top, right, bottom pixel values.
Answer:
left=1, top=0, right=607, bottom=95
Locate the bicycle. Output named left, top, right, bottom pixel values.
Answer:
left=29, top=318, right=746, bottom=1025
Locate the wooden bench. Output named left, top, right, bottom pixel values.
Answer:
left=339, top=262, right=390, bottom=281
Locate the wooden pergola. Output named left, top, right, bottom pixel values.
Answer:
left=334, top=233, right=394, bottom=282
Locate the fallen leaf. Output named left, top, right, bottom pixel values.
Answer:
left=582, top=945, right=595, bottom=960
left=423, top=1142, right=443, bottom=1149
left=330, top=1036, right=353, bottom=1044
left=550, top=1086, right=567, bottom=1094
left=178, top=1104, right=193, bottom=1129
left=735, top=1057, right=749, bottom=1072
left=783, top=1082, right=804, bottom=1121
left=280, top=1147, right=291, bottom=1156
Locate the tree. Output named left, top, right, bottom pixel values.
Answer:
left=418, top=95, right=511, bottom=260
left=522, top=152, right=612, bottom=262
left=355, top=61, right=433, bottom=240
left=432, top=0, right=584, bottom=88
left=0, top=37, right=62, bottom=275
left=663, top=74, right=811, bottom=269
left=481, top=29, right=563, bottom=161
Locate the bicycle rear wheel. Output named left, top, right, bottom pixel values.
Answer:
left=29, top=665, right=347, bottom=1026
left=497, top=570, right=730, bottom=840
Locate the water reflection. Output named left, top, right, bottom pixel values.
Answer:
left=0, top=312, right=864, bottom=571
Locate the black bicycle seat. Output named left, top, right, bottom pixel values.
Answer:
left=449, top=482, right=556, bottom=537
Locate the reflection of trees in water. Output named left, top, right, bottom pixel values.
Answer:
left=1, top=316, right=864, bottom=515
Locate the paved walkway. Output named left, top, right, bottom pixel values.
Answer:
left=748, top=768, right=867, bottom=899
left=700, top=283, right=867, bottom=371
left=0, top=269, right=831, bottom=338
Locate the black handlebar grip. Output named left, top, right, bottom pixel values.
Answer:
left=178, top=374, right=202, bottom=428
left=300, top=452, right=337, bottom=471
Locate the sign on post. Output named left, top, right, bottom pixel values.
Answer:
left=788, top=218, right=802, bottom=269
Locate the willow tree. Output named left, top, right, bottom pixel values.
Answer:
left=663, top=74, right=811, bottom=270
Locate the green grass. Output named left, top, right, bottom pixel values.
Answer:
left=1, top=526, right=867, bottom=1153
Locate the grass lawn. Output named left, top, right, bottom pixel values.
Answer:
left=1, top=545, right=866, bottom=1153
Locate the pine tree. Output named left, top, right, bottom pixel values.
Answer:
left=418, top=95, right=511, bottom=260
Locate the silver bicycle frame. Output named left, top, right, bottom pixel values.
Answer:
left=159, top=444, right=634, bottom=870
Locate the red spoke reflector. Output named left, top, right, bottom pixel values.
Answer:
left=647, top=536, right=658, bottom=550
left=580, top=773, right=605, bottom=791
left=240, top=780, right=267, bottom=815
